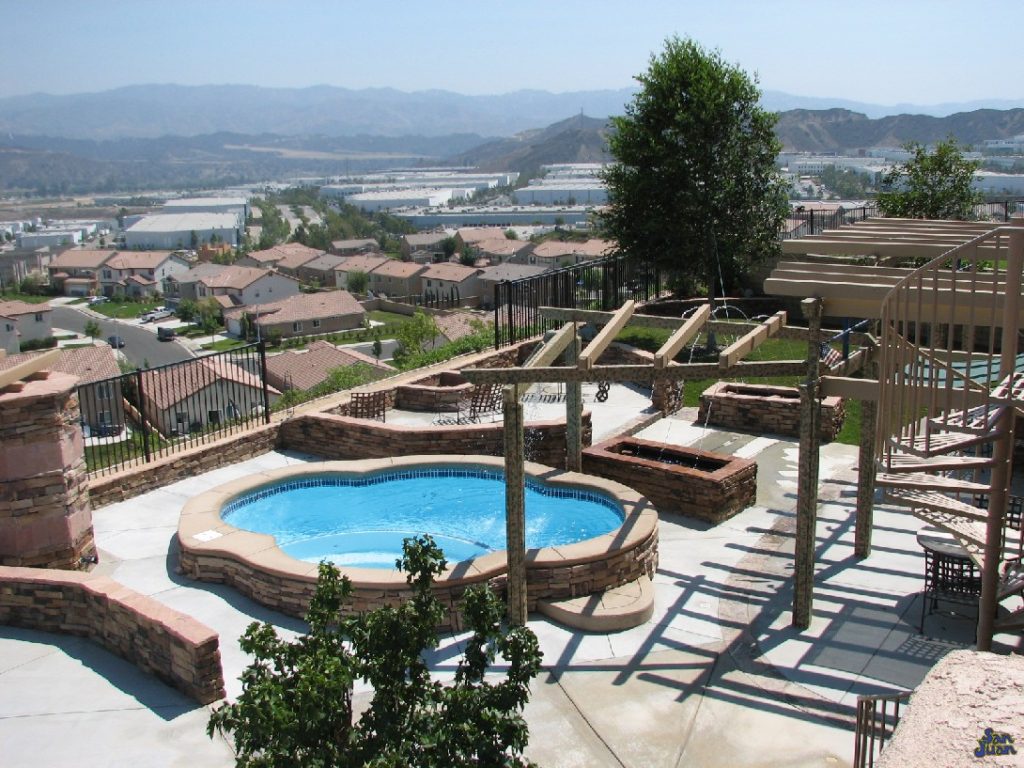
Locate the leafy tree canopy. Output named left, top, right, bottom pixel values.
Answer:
left=600, top=36, right=787, bottom=296
left=877, top=138, right=982, bottom=220
left=208, top=536, right=542, bottom=767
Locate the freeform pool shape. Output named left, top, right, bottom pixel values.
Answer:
left=221, top=466, right=624, bottom=568
left=177, top=455, right=659, bottom=629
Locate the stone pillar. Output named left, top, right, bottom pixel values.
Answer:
left=0, top=372, right=96, bottom=569
left=793, top=298, right=822, bottom=630
left=503, top=386, right=528, bottom=626
left=854, top=358, right=878, bottom=558
left=564, top=334, right=582, bottom=472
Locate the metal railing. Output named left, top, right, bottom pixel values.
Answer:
left=492, top=253, right=662, bottom=347
left=76, top=342, right=271, bottom=477
left=784, top=204, right=880, bottom=239
left=853, top=690, right=911, bottom=768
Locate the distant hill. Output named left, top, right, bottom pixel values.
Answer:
left=449, top=115, right=612, bottom=179
left=775, top=108, right=1024, bottom=152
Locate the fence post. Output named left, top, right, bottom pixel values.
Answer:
left=134, top=367, right=152, bottom=463
left=258, top=340, right=271, bottom=424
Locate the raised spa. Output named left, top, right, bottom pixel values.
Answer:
left=221, top=466, right=623, bottom=568
left=177, top=456, right=659, bottom=629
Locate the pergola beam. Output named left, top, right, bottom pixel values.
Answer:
left=718, top=311, right=786, bottom=369
left=654, top=304, right=709, bottom=368
left=515, top=321, right=578, bottom=398
left=0, top=349, right=61, bottom=389
left=462, top=359, right=808, bottom=386
left=578, top=300, right=635, bottom=370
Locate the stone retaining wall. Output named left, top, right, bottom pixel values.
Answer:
left=87, top=423, right=281, bottom=507
left=697, top=381, right=845, bottom=441
left=582, top=436, right=757, bottom=524
left=394, top=371, right=472, bottom=412
left=278, top=411, right=591, bottom=467
left=0, top=565, right=224, bottom=704
left=177, top=457, right=658, bottom=630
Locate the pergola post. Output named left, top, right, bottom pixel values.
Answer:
left=503, top=385, right=528, bottom=626
left=793, top=297, right=823, bottom=629
left=855, top=358, right=878, bottom=558
left=565, top=331, right=583, bottom=471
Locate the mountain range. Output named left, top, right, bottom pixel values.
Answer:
left=1, top=84, right=1022, bottom=141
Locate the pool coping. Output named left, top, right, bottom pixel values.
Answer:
left=177, top=455, right=659, bottom=619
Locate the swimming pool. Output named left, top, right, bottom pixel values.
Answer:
left=222, top=467, right=624, bottom=568
left=177, top=456, right=659, bottom=628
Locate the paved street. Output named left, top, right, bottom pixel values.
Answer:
left=52, top=305, right=193, bottom=368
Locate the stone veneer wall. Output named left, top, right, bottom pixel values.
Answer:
left=0, top=565, right=225, bottom=704
left=87, top=423, right=281, bottom=508
left=697, top=382, right=845, bottom=441
left=0, top=372, right=95, bottom=569
left=582, top=436, right=757, bottom=524
left=278, top=411, right=592, bottom=467
left=394, top=371, right=472, bottom=412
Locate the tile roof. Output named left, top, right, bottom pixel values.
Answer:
left=457, top=227, right=508, bottom=244
left=103, top=251, right=176, bottom=270
left=274, top=243, right=326, bottom=272
left=372, top=260, right=427, bottom=279
left=265, top=340, right=393, bottom=391
left=472, top=238, right=530, bottom=257
left=48, top=249, right=115, bottom=270
left=478, top=264, right=548, bottom=282
left=334, top=255, right=390, bottom=274
left=331, top=238, right=379, bottom=251
left=0, top=345, right=119, bottom=384
left=0, top=300, right=51, bottom=317
left=251, top=290, right=364, bottom=325
left=300, top=254, right=346, bottom=273
left=402, top=233, right=449, bottom=248
left=200, top=265, right=290, bottom=291
left=433, top=311, right=492, bottom=343
left=530, top=239, right=614, bottom=260
left=140, top=358, right=277, bottom=411
left=421, top=262, right=480, bottom=282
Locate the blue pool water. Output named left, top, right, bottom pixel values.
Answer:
left=222, top=467, right=623, bottom=568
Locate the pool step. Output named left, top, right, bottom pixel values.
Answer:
left=536, top=575, right=654, bottom=632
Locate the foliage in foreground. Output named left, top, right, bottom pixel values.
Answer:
left=877, top=138, right=982, bottom=220
left=208, top=536, right=542, bottom=767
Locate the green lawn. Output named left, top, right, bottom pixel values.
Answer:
left=93, top=299, right=163, bottom=319
left=200, top=338, right=248, bottom=352
left=0, top=292, right=57, bottom=304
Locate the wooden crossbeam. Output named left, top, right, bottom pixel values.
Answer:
left=539, top=305, right=683, bottom=330
left=0, top=349, right=61, bottom=389
left=578, top=300, right=635, bottom=370
left=718, top=310, right=786, bottom=369
left=514, top=321, right=578, bottom=398
left=782, top=240, right=999, bottom=258
left=654, top=304, right=709, bottom=369
left=462, top=359, right=807, bottom=386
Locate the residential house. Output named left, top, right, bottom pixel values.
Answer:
left=468, top=237, right=532, bottom=265
left=237, top=243, right=324, bottom=277
left=517, top=239, right=614, bottom=268
left=333, top=254, right=389, bottom=291
left=477, top=263, right=548, bottom=310
left=0, top=346, right=122, bottom=434
left=368, top=260, right=427, bottom=300
left=400, top=232, right=449, bottom=260
left=455, top=227, right=509, bottom=252
left=224, top=290, right=365, bottom=340
left=46, top=249, right=113, bottom=296
left=265, top=340, right=392, bottom=392
left=330, top=238, right=380, bottom=256
left=295, top=254, right=346, bottom=287
left=0, top=312, right=18, bottom=355
left=420, top=262, right=483, bottom=305
left=139, top=358, right=279, bottom=436
left=433, top=311, right=493, bottom=344
left=98, top=251, right=191, bottom=298
left=164, top=264, right=301, bottom=309
left=0, top=300, right=53, bottom=349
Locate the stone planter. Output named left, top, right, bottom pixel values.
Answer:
left=582, top=436, right=757, bottom=524
left=697, top=381, right=845, bottom=441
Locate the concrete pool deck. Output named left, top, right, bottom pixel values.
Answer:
left=2, top=401, right=1022, bottom=767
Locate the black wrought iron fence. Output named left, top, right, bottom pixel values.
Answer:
left=493, top=254, right=662, bottom=347
left=785, top=204, right=880, bottom=239
left=76, top=342, right=271, bottom=477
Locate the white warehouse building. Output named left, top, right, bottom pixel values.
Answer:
left=124, top=213, right=241, bottom=249
left=344, top=188, right=471, bottom=212
left=513, top=182, right=608, bottom=206
left=161, top=197, right=248, bottom=224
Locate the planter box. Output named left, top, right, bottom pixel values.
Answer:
left=697, top=382, right=845, bottom=441
left=582, top=436, right=756, bottom=524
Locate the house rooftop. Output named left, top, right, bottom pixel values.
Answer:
left=265, top=340, right=392, bottom=391
left=0, top=300, right=51, bottom=317
left=421, top=262, right=480, bottom=282
left=0, top=345, right=119, bottom=384
left=240, top=290, right=364, bottom=326
left=48, top=249, right=115, bottom=270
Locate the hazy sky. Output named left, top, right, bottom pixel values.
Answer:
left=2, top=0, right=1020, bottom=107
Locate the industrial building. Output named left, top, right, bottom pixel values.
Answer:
left=124, top=213, right=241, bottom=250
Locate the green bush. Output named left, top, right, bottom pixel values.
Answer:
left=19, top=336, right=58, bottom=352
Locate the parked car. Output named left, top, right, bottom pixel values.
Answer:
left=107, top=335, right=125, bottom=348
left=88, top=296, right=109, bottom=305
left=157, top=326, right=175, bottom=341
left=141, top=307, right=173, bottom=323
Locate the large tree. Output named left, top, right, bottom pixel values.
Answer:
left=601, top=37, right=787, bottom=296
left=877, top=138, right=982, bottom=220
